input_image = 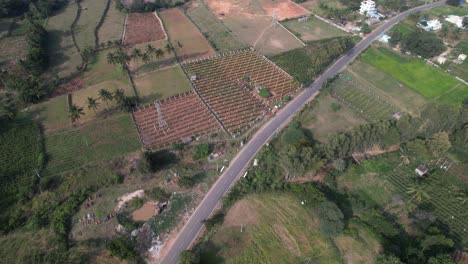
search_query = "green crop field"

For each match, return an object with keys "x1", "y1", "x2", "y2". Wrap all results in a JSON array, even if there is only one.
[
  {"x1": 29, "y1": 95, "x2": 70, "y2": 131},
  {"x1": 346, "y1": 60, "x2": 428, "y2": 115},
  {"x1": 97, "y1": 0, "x2": 125, "y2": 44},
  {"x1": 74, "y1": 0, "x2": 109, "y2": 50},
  {"x1": 329, "y1": 73, "x2": 400, "y2": 121},
  {"x1": 282, "y1": 16, "x2": 348, "y2": 42},
  {"x1": 46, "y1": 1, "x2": 81, "y2": 77},
  {"x1": 134, "y1": 65, "x2": 192, "y2": 104},
  {"x1": 43, "y1": 114, "x2": 140, "y2": 176},
  {"x1": 361, "y1": 48, "x2": 461, "y2": 104},
  {"x1": 200, "y1": 194, "x2": 341, "y2": 264},
  {"x1": 186, "y1": 2, "x2": 246, "y2": 52}
]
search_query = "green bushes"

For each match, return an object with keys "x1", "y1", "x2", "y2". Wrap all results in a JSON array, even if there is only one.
[
  {"x1": 145, "y1": 187, "x2": 171, "y2": 202},
  {"x1": 402, "y1": 30, "x2": 446, "y2": 58},
  {"x1": 317, "y1": 201, "x2": 344, "y2": 237},
  {"x1": 22, "y1": 19, "x2": 49, "y2": 73},
  {"x1": 258, "y1": 88, "x2": 271, "y2": 98},
  {"x1": 149, "y1": 194, "x2": 191, "y2": 236},
  {"x1": 106, "y1": 236, "x2": 137, "y2": 260},
  {"x1": 191, "y1": 143, "x2": 210, "y2": 160}
]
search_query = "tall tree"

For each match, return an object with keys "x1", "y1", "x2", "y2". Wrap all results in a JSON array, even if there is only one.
[
  {"x1": 68, "y1": 104, "x2": 84, "y2": 123},
  {"x1": 87, "y1": 97, "x2": 100, "y2": 116},
  {"x1": 99, "y1": 89, "x2": 113, "y2": 108},
  {"x1": 407, "y1": 186, "x2": 430, "y2": 204},
  {"x1": 155, "y1": 48, "x2": 164, "y2": 59}
]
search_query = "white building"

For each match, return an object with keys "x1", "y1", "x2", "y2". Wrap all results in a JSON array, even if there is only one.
[
  {"x1": 418, "y1": 19, "x2": 442, "y2": 31},
  {"x1": 445, "y1": 15, "x2": 465, "y2": 28},
  {"x1": 459, "y1": 54, "x2": 467, "y2": 61},
  {"x1": 437, "y1": 57, "x2": 447, "y2": 64},
  {"x1": 359, "y1": 0, "x2": 383, "y2": 19}
]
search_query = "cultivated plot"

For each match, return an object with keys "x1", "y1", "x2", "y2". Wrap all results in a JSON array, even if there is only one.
[
  {"x1": 185, "y1": 1, "x2": 247, "y2": 52},
  {"x1": 123, "y1": 12, "x2": 166, "y2": 46},
  {"x1": 183, "y1": 49, "x2": 298, "y2": 133},
  {"x1": 159, "y1": 8, "x2": 216, "y2": 61},
  {"x1": 133, "y1": 91, "x2": 220, "y2": 149},
  {"x1": 282, "y1": 16, "x2": 348, "y2": 42}
]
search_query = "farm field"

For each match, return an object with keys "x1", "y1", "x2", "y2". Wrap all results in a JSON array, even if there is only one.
[
  {"x1": 183, "y1": 49, "x2": 298, "y2": 134},
  {"x1": 185, "y1": 2, "x2": 247, "y2": 52},
  {"x1": 72, "y1": 80, "x2": 135, "y2": 119},
  {"x1": 330, "y1": 73, "x2": 400, "y2": 122},
  {"x1": 133, "y1": 91, "x2": 220, "y2": 149},
  {"x1": 199, "y1": 194, "x2": 341, "y2": 263},
  {"x1": 97, "y1": 0, "x2": 126, "y2": 44},
  {"x1": 123, "y1": 12, "x2": 166, "y2": 47},
  {"x1": 159, "y1": 8, "x2": 216, "y2": 62},
  {"x1": 338, "y1": 153, "x2": 468, "y2": 242},
  {"x1": 29, "y1": 95, "x2": 70, "y2": 131},
  {"x1": 74, "y1": 0, "x2": 109, "y2": 50},
  {"x1": 282, "y1": 16, "x2": 348, "y2": 42},
  {"x1": 300, "y1": 0, "x2": 346, "y2": 17},
  {"x1": 361, "y1": 48, "x2": 462, "y2": 104},
  {"x1": 43, "y1": 114, "x2": 140, "y2": 176},
  {"x1": 134, "y1": 65, "x2": 192, "y2": 104},
  {"x1": 297, "y1": 94, "x2": 366, "y2": 143},
  {"x1": 346, "y1": 60, "x2": 428, "y2": 115},
  {"x1": 83, "y1": 49, "x2": 130, "y2": 87},
  {"x1": 46, "y1": 1, "x2": 81, "y2": 77},
  {"x1": 0, "y1": 35, "x2": 26, "y2": 63}
]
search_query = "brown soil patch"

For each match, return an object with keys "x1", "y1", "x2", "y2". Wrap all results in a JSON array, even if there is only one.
[
  {"x1": 52, "y1": 77, "x2": 84, "y2": 97},
  {"x1": 224, "y1": 199, "x2": 259, "y2": 226},
  {"x1": 259, "y1": 0, "x2": 311, "y2": 21},
  {"x1": 273, "y1": 224, "x2": 300, "y2": 256},
  {"x1": 132, "y1": 202, "x2": 157, "y2": 222},
  {"x1": 123, "y1": 13, "x2": 166, "y2": 46}
]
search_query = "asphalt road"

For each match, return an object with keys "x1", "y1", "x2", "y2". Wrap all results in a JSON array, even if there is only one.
[{"x1": 160, "y1": 2, "x2": 445, "y2": 263}]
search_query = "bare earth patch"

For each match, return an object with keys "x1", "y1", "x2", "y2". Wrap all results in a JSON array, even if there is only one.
[
  {"x1": 115, "y1": 189, "x2": 144, "y2": 211},
  {"x1": 259, "y1": 0, "x2": 311, "y2": 21},
  {"x1": 224, "y1": 199, "x2": 259, "y2": 226},
  {"x1": 132, "y1": 202, "x2": 157, "y2": 222},
  {"x1": 123, "y1": 13, "x2": 166, "y2": 46}
]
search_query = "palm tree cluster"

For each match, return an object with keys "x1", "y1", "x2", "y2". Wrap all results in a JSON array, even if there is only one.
[
  {"x1": 68, "y1": 88, "x2": 134, "y2": 124},
  {"x1": 106, "y1": 44, "x2": 169, "y2": 69}
]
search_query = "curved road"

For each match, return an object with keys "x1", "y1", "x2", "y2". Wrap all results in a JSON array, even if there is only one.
[{"x1": 161, "y1": 1, "x2": 445, "y2": 263}]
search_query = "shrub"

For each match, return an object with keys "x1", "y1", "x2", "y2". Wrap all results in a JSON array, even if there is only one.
[
  {"x1": 145, "y1": 187, "x2": 171, "y2": 202},
  {"x1": 127, "y1": 198, "x2": 144, "y2": 211},
  {"x1": 179, "y1": 250, "x2": 200, "y2": 264},
  {"x1": 317, "y1": 201, "x2": 344, "y2": 237},
  {"x1": 106, "y1": 236, "x2": 137, "y2": 260},
  {"x1": 191, "y1": 143, "x2": 210, "y2": 160},
  {"x1": 258, "y1": 88, "x2": 272, "y2": 98},
  {"x1": 330, "y1": 102, "x2": 342, "y2": 112},
  {"x1": 203, "y1": 212, "x2": 225, "y2": 230}
]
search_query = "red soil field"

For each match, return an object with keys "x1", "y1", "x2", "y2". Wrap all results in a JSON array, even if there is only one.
[
  {"x1": 123, "y1": 13, "x2": 166, "y2": 46},
  {"x1": 259, "y1": 0, "x2": 311, "y2": 21},
  {"x1": 133, "y1": 91, "x2": 220, "y2": 149}
]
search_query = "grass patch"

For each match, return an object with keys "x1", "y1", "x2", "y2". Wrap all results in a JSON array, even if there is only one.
[
  {"x1": 97, "y1": 0, "x2": 126, "y2": 44},
  {"x1": 297, "y1": 94, "x2": 366, "y2": 143},
  {"x1": 282, "y1": 16, "x2": 348, "y2": 42},
  {"x1": 84, "y1": 48, "x2": 130, "y2": 87},
  {"x1": 361, "y1": 47, "x2": 459, "y2": 102},
  {"x1": 0, "y1": 35, "x2": 27, "y2": 63},
  {"x1": 134, "y1": 65, "x2": 192, "y2": 104},
  {"x1": 129, "y1": 39, "x2": 177, "y2": 75},
  {"x1": 201, "y1": 193, "x2": 341, "y2": 264},
  {"x1": 74, "y1": 0, "x2": 109, "y2": 50},
  {"x1": 29, "y1": 95, "x2": 70, "y2": 131},
  {"x1": 43, "y1": 114, "x2": 140, "y2": 176},
  {"x1": 149, "y1": 194, "x2": 192, "y2": 237}
]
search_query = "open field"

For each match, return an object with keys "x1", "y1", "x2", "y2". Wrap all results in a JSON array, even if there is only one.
[
  {"x1": 159, "y1": 8, "x2": 216, "y2": 62},
  {"x1": 123, "y1": 12, "x2": 166, "y2": 46},
  {"x1": 72, "y1": 80, "x2": 135, "y2": 119},
  {"x1": 183, "y1": 50, "x2": 298, "y2": 134},
  {"x1": 97, "y1": 0, "x2": 126, "y2": 44},
  {"x1": 361, "y1": 48, "x2": 462, "y2": 104},
  {"x1": 43, "y1": 114, "x2": 140, "y2": 176},
  {"x1": 200, "y1": 193, "x2": 340, "y2": 263},
  {"x1": 83, "y1": 49, "x2": 130, "y2": 87},
  {"x1": 330, "y1": 73, "x2": 400, "y2": 122},
  {"x1": 258, "y1": 0, "x2": 310, "y2": 21},
  {"x1": 282, "y1": 16, "x2": 348, "y2": 42},
  {"x1": 128, "y1": 39, "x2": 177, "y2": 75},
  {"x1": 297, "y1": 94, "x2": 366, "y2": 143},
  {"x1": 338, "y1": 153, "x2": 468, "y2": 242},
  {"x1": 134, "y1": 65, "x2": 192, "y2": 104},
  {"x1": 46, "y1": 1, "x2": 81, "y2": 77},
  {"x1": 74, "y1": 0, "x2": 109, "y2": 50},
  {"x1": 420, "y1": 5, "x2": 468, "y2": 17},
  {"x1": 346, "y1": 60, "x2": 428, "y2": 115},
  {"x1": 185, "y1": 2, "x2": 247, "y2": 52},
  {"x1": 0, "y1": 36, "x2": 26, "y2": 63},
  {"x1": 335, "y1": 221, "x2": 381, "y2": 264},
  {"x1": 300, "y1": 0, "x2": 346, "y2": 17},
  {"x1": 29, "y1": 95, "x2": 70, "y2": 131},
  {"x1": 133, "y1": 91, "x2": 220, "y2": 149}
]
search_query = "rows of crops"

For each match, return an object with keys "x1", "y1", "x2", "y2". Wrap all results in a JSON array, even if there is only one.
[
  {"x1": 185, "y1": 2, "x2": 246, "y2": 52},
  {"x1": 133, "y1": 91, "x2": 221, "y2": 149},
  {"x1": 0, "y1": 119, "x2": 42, "y2": 191},
  {"x1": 44, "y1": 114, "x2": 141, "y2": 176},
  {"x1": 384, "y1": 167, "x2": 468, "y2": 241},
  {"x1": 330, "y1": 73, "x2": 399, "y2": 122},
  {"x1": 183, "y1": 50, "x2": 298, "y2": 134}
]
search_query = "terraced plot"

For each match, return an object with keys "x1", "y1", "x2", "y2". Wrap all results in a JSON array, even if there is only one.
[
  {"x1": 133, "y1": 91, "x2": 220, "y2": 149},
  {"x1": 183, "y1": 49, "x2": 298, "y2": 134},
  {"x1": 330, "y1": 73, "x2": 399, "y2": 121}
]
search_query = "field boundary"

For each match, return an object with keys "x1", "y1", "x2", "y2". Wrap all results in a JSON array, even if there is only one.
[
  {"x1": 94, "y1": 0, "x2": 112, "y2": 48},
  {"x1": 154, "y1": 12, "x2": 168, "y2": 40},
  {"x1": 276, "y1": 21, "x2": 306, "y2": 46},
  {"x1": 121, "y1": 14, "x2": 128, "y2": 45}
]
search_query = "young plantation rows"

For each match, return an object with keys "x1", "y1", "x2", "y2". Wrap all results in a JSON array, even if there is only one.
[
  {"x1": 331, "y1": 74, "x2": 399, "y2": 122},
  {"x1": 384, "y1": 167, "x2": 468, "y2": 241},
  {"x1": 186, "y1": 2, "x2": 246, "y2": 52}
]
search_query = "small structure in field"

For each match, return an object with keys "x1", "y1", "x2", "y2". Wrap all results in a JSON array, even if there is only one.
[
  {"x1": 298, "y1": 16, "x2": 310, "y2": 23},
  {"x1": 418, "y1": 19, "x2": 442, "y2": 31},
  {"x1": 459, "y1": 54, "x2": 467, "y2": 61},
  {"x1": 379, "y1": 34, "x2": 391, "y2": 43},
  {"x1": 415, "y1": 165, "x2": 429, "y2": 177},
  {"x1": 190, "y1": 75, "x2": 198, "y2": 81},
  {"x1": 445, "y1": 15, "x2": 465, "y2": 28},
  {"x1": 392, "y1": 112, "x2": 403, "y2": 120},
  {"x1": 437, "y1": 56, "x2": 447, "y2": 65}
]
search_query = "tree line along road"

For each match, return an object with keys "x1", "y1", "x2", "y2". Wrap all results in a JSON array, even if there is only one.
[{"x1": 160, "y1": 1, "x2": 446, "y2": 263}]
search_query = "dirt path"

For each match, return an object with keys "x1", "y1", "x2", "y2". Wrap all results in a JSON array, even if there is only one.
[{"x1": 115, "y1": 189, "x2": 144, "y2": 211}]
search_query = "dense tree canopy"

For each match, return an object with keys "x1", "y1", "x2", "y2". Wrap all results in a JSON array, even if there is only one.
[{"x1": 402, "y1": 30, "x2": 446, "y2": 58}]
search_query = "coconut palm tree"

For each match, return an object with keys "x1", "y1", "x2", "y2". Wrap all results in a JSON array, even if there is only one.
[
  {"x1": 106, "y1": 52, "x2": 115, "y2": 65},
  {"x1": 113, "y1": 88, "x2": 125, "y2": 103},
  {"x1": 68, "y1": 104, "x2": 84, "y2": 124},
  {"x1": 131, "y1": 48, "x2": 143, "y2": 68},
  {"x1": 99, "y1": 89, "x2": 113, "y2": 108},
  {"x1": 155, "y1": 49, "x2": 164, "y2": 59},
  {"x1": 87, "y1": 97, "x2": 100, "y2": 116},
  {"x1": 165, "y1": 43, "x2": 173, "y2": 54},
  {"x1": 176, "y1": 41, "x2": 183, "y2": 49},
  {"x1": 142, "y1": 53, "x2": 150, "y2": 65},
  {"x1": 407, "y1": 186, "x2": 430, "y2": 204},
  {"x1": 146, "y1": 44, "x2": 156, "y2": 57}
]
